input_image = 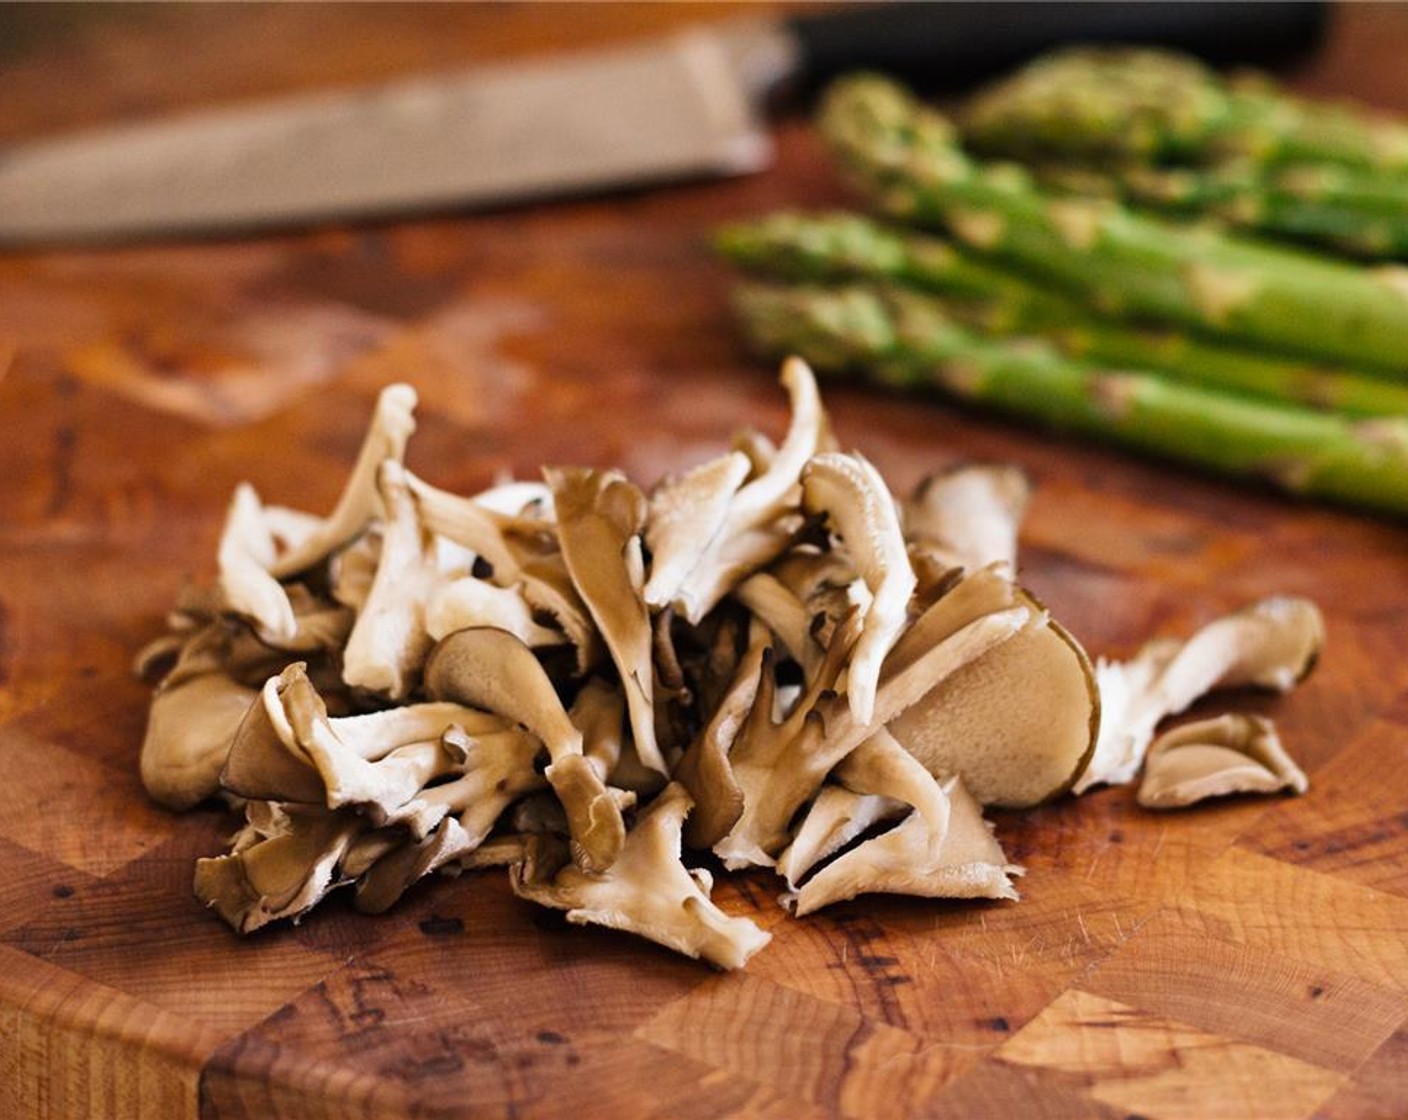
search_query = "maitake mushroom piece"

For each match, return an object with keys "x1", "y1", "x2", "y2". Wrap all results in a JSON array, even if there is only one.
[
  {"x1": 732, "y1": 572, "x2": 817, "y2": 668},
  {"x1": 736, "y1": 549, "x2": 859, "y2": 681},
  {"x1": 510, "y1": 783, "x2": 771, "y2": 970},
  {"x1": 424, "y1": 627, "x2": 626, "y2": 872},
  {"x1": 217, "y1": 483, "x2": 301, "y2": 645},
  {"x1": 903, "y1": 464, "x2": 1032, "y2": 582},
  {"x1": 340, "y1": 460, "x2": 442, "y2": 700},
  {"x1": 778, "y1": 728, "x2": 1020, "y2": 915},
  {"x1": 138, "y1": 589, "x2": 354, "y2": 811},
  {"x1": 710, "y1": 611, "x2": 862, "y2": 870},
  {"x1": 714, "y1": 578, "x2": 1036, "y2": 870},
  {"x1": 890, "y1": 579, "x2": 1100, "y2": 809},
  {"x1": 378, "y1": 725, "x2": 546, "y2": 841},
  {"x1": 773, "y1": 785, "x2": 905, "y2": 890},
  {"x1": 222, "y1": 663, "x2": 507, "y2": 821},
  {"x1": 547, "y1": 467, "x2": 665, "y2": 775},
  {"x1": 352, "y1": 814, "x2": 478, "y2": 915},
  {"x1": 646, "y1": 357, "x2": 831, "y2": 623},
  {"x1": 801, "y1": 452, "x2": 915, "y2": 725},
  {"x1": 404, "y1": 471, "x2": 545, "y2": 587},
  {"x1": 141, "y1": 673, "x2": 263, "y2": 813},
  {"x1": 672, "y1": 621, "x2": 766, "y2": 851},
  {"x1": 643, "y1": 450, "x2": 753, "y2": 611},
  {"x1": 268, "y1": 383, "x2": 418, "y2": 580},
  {"x1": 778, "y1": 728, "x2": 946, "y2": 887},
  {"x1": 194, "y1": 802, "x2": 364, "y2": 933},
  {"x1": 424, "y1": 576, "x2": 566, "y2": 649},
  {"x1": 786, "y1": 772, "x2": 1021, "y2": 917},
  {"x1": 209, "y1": 383, "x2": 417, "y2": 648},
  {"x1": 1137, "y1": 714, "x2": 1308, "y2": 810},
  {"x1": 1075, "y1": 596, "x2": 1324, "y2": 793}
]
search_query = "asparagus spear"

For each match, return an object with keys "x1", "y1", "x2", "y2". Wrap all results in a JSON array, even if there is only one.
[
  {"x1": 961, "y1": 47, "x2": 1408, "y2": 175},
  {"x1": 716, "y1": 211, "x2": 1068, "y2": 325},
  {"x1": 717, "y1": 212, "x2": 1408, "y2": 419},
  {"x1": 732, "y1": 282, "x2": 1408, "y2": 516},
  {"x1": 1034, "y1": 163, "x2": 1408, "y2": 260},
  {"x1": 820, "y1": 74, "x2": 1408, "y2": 375}
]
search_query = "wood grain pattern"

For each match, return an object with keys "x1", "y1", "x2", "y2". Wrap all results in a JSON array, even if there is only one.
[{"x1": 2, "y1": 4, "x2": 1408, "y2": 1118}]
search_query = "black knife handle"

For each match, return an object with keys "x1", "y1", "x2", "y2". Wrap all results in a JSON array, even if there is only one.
[{"x1": 786, "y1": 1, "x2": 1329, "y2": 92}]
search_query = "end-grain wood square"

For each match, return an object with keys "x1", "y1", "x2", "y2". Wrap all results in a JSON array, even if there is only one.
[{"x1": 997, "y1": 989, "x2": 1346, "y2": 1120}]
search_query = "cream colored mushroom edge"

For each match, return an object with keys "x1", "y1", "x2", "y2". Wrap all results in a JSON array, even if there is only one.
[{"x1": 136, "y1": 361, "x2": 1324, "y2": 969}]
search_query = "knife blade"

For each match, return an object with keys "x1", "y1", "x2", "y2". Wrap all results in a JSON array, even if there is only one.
[{"x1": 0, "y1": 2, "x2": 1326, "y2": 244}]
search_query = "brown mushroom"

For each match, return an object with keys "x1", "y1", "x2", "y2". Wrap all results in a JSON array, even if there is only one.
[
  {"x1": 510, "y1": 782, "x2": 771, "y2": 970},
  {"x1": 889, "y1": 579, "x2": 1100, "y2": 809},
  {"x1": 140, "y1": 673, "x2": 263, "y2": 812},
  {"x1": 658, "y1": 358, "x2": 830, "y2": 624},
  {"x1": 732, "y1": 572, "x2": 815, "y2": 668},
  {"x1": 194, "y1": 801, "x2": 364, "y2": 933},
  {"x1": 268, "y1": 383, "x2": 418, "y2": 579},
  {"x1": 352, "y1": 816, "x2": 474, "y2": 914},
  {"x1": 404, "y1": 469, "x2": 551, "y2": 586},
  {"x1": 1075, "y1": 596, "x2": 1325, "y2": 793},
  {"x1": 570, "y1": 676, "x2": 660, "y2": 795},
  {"x1": 517, "y1": 553, "x2": 603, "y2": 674},
  {"x1": 342, "y1": 458, "x2": 466, "y2": 700},
  {"x1": 424, "y1": 627, "x2": 625, "y2": 871},
  {"x1": 216, "y1": 483, "x2": 298, "y2": 644},
  {"x1": 673, "y1": 620, "x2": 768, "y2": 850},
  {"x1": 786, "y1": 773, "x2": 1020, "y2": 917},
  {"x1": 903, "y1": 463, "x2": 1031, "y2": 579},
  {"x1": 139, "y1": 594, "x2": 354, "y2": 810},
  {"x1": 425, "y1": 575, "x2": 566, "y2": 649},
  {"x1": 642, "y1": 450, "x2": 753, "y2": 609},
  {"x1": 774, "y1": 785, "x2": 905, "y2": 890},
  {"x1": 801, "y1": 451, "x2": 915, "y2": 725},
  {"x1": 777, "y1": 727, "x2": 939, "y2": 890},
  {"x1": 713, "y1": 590, "x2": 1031, "y2": 869},
  {"x1": 547, "y1": 466, "x2": 664, "y2": 774},
  {"x1": 1137, "y1": 714, "x2": 1308, "y2": 810},
  {"x1": 374, "y1": 724, "x2": 546, "y2": 840},
  {"x1": 221, "y1": 662, "x2": 503, "y2": 820}
]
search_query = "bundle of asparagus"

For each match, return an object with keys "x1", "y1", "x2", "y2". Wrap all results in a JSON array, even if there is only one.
[
  {"x1": 961, "y1": 48, "x2": 1408, "y2": 259},
  {"x1": 819, "y1": 75, "x2": 1408, "y2": 373},
  {"x1": 717, "y1": 212, "x2": 1408, "y2": 420},
  {"x1": 731, "y1": 283, "x2": 1408, "y2": 516},
  {"x1": 716, "y1": 75, "x2": 1408, "y2": 515}
]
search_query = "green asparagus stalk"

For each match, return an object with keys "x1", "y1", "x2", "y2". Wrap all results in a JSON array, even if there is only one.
[
  {"x1": 732, "y1": 282, "x2": 1408, "y2": 516},
  {"x1": 1033, "y1": 163, "x2": 1408, "y2": 260},
  {"x1": 960, "y1": 47, "x2": 1408, "y2": 175},
  {"x1": 716, "y1": 210, "x2": 1069, "y2": 325},
  {"x1": 716, "y1": 212, "x2": 1408, "y2": 418},
  {"x1": 820, "y1": 74, "x2": 1408, "y2": 376}
]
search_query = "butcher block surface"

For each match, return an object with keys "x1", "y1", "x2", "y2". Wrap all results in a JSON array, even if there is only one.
[{"x1": 4, "y1": 6, "x2": 1408, "y2": 1118}]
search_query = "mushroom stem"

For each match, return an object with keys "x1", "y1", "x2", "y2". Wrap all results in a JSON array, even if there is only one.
[
  {"x1": 511, "y1": 783, "x2": 772, "y2": 970},
  {"x1": 269, "y1": 383, "x2": 418, "y2": 579}
]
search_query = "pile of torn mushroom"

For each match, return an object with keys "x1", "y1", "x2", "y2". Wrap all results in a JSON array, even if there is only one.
[{"x1": 136, "y1": 361, "x2": 1322, "y2": 970}]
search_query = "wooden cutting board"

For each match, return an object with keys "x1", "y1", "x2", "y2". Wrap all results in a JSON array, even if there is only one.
[{"x1": 3, "y1": 6, "x2": 1408, "y2": 1118}]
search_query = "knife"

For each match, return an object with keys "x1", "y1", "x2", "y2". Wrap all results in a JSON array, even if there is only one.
[{"x1": 0, "y1": 2, "x2": 1325, "y2": 244}]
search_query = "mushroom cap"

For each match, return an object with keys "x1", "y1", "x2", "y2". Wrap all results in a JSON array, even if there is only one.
[
  {"x1": 1076, "y1": 596, "x2": 1324, "y2": 794},
  {"x1": 789, "y1": 775, "x2": 1019, "y2": 917},
  {"x1": 547, "y1": 466, "x2": 664, "y2": 774},
  {"x1": 890, "y1": 595, "x2": 1099, "y2": 809},
  {"x1": 140, "y1": 672, "x2": 261, "y2": 811},
  {"x1": 1138, "y1": 713, "x2": 1308, "y2": 809},
  {"x1": 424, "y1": 627, "x2": 583, "y2": 761},
  {"x1": 904, "y1": 462, "x2": 1031, "y2": 577}
]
